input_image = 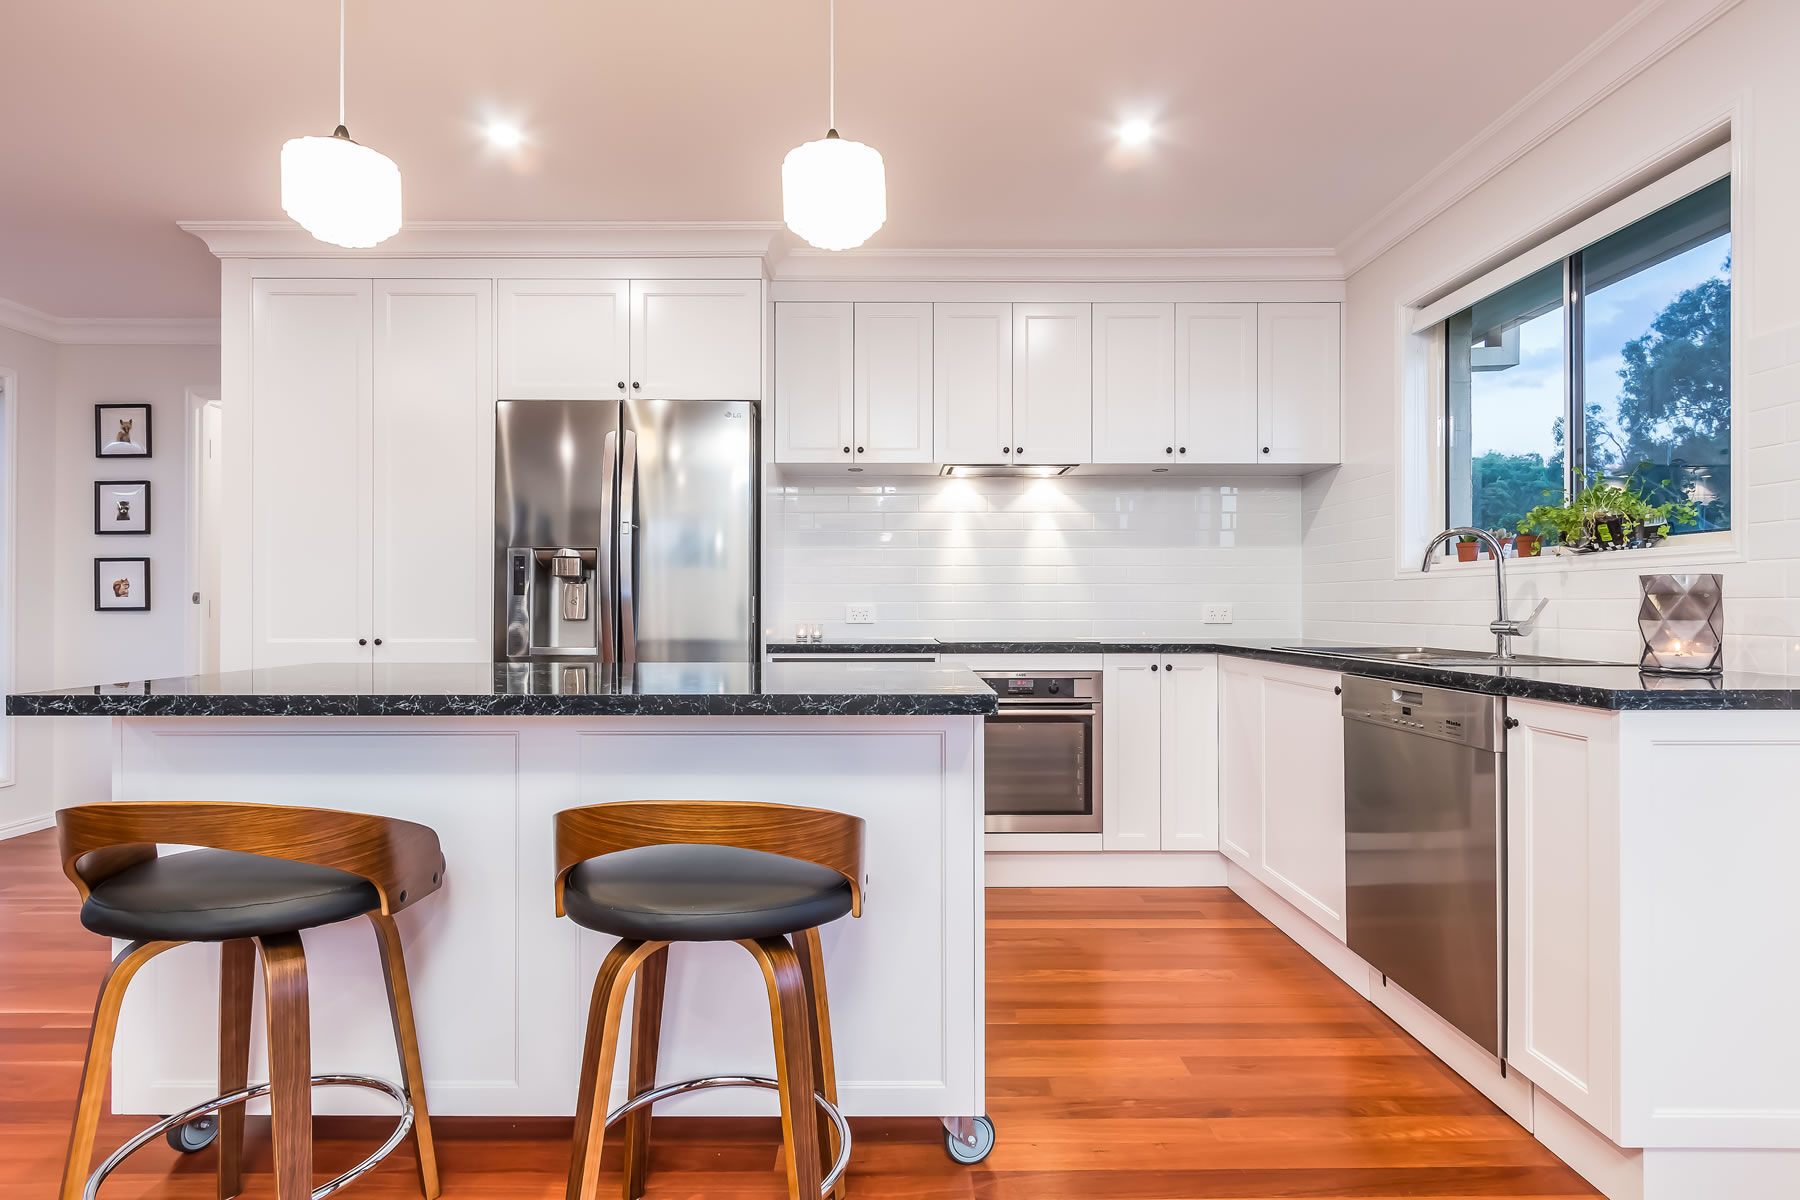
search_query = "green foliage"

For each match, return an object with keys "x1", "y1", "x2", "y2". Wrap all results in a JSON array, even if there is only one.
[
  {"x1": 1516, "y1": 469, "x2": 1698, "y2": 544},
  {"x1": 1468, "y1": 452, "x2": 1562, "y2": 534}
]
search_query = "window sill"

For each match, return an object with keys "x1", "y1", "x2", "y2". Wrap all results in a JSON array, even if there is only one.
[{"x1": 1395, "y1": 532, "x2": 1741, "y2": 580}]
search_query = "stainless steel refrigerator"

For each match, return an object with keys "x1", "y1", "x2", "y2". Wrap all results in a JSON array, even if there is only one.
[{"x1": 495, "y1": 399, "x2": 757, "y2": 663}]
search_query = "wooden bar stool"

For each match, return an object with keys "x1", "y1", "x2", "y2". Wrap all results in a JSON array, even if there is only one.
[
  {"x1": 55, "y1": 801, "x2": 446, "y2": 1200},
  {"x1": 553, "y1": 800, "x2": 865, "y2": 1200}
]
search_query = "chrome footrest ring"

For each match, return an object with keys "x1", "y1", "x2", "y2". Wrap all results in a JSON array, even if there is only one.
[
  {"x1": 85, "y1": 1073, "x2": 414, "y2": 1200},
  {"x1": 604, "y1": 1074, "x2": 851, "y2": 1195}
]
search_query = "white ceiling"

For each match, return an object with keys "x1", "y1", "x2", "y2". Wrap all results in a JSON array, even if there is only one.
[{"x1": 2, "y1": 0, "x2": 1642, "y2": 319}]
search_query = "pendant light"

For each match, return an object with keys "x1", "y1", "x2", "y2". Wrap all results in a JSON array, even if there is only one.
[
  {"x1": 782, "y1": 0, "x2": 886, "y2": 251},
  {"x1": 280, "y1": 0, "x2": 402, "y2": 248}
]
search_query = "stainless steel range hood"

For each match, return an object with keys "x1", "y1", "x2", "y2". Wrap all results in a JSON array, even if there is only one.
[{"x1": 940, "y1": 463, "x2": 1075, "y2": 479}]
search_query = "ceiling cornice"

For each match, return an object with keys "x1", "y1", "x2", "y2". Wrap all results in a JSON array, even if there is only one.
[
  {"x1": 0, "y1": 297, "x2": 219, "y2": 346},
  {"x1": 772, "y1": 247, "x2": 1345, "y2": 283},
  {"x1": 179, "y1": 220, "x2": 788, "y2": 260},
  {"x1": 1337, "y1": 0, "x2": 1746, "y2": 276}
]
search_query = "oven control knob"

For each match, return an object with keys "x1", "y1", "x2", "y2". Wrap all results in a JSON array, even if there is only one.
[{"x1": 1047, "y1": 681, "x2": 1061, "y2": 695}]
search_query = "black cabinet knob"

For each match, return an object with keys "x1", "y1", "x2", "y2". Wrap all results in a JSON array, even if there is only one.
[
  {"x1": 1505, "y1": 716, "x2": 1520, "y2": 729},
  {"x1": 1015, "y1": 446, "x2": 1023, "y2": 454},
  {"x1": 1165, "y1": 446, "x2": 1174, "y2": 455},
  {"x1": 1002, "y1": 446, "x2": 1011, "y2": 454},
  {"x1": 631, "y1": 381, "x2": 641, "y2": 390},
  {"x1": 1179, "y1": 446, "x2": 1187, "y2": 454},
  {"x1": 856, "y1": 446, "x2": 865, "y2": 453},
  {"x1": 1151, "y1": 663, "x2": 1159, "y2": 672},
  {"x1": 842, "y1": 446, "x2": 851, "y2": 454},
  {"x1": 358, "y1": 638, "x2": 367, "y2": 646},
  {"x1": 616, "y1": 381, "x2": 625, "y2": 390},
  {"x1": 374, "y1": 638, "x2": 383, "y2": 646},
  {"x1": 1333, "y1": 685, "x2": 1342, "y2": 695},
  {"x1": 1261, "y1": 446, "x2": 1271, "y2": 454}
]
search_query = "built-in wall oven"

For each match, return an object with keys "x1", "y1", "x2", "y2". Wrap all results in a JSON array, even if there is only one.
[{"x1": 980, "y1": 671, "x2": 1103, "y2": 834}]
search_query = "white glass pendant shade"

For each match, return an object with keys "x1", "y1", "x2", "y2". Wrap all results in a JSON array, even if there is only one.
[
  {"x1": 782, "y1": 130, "x2": 886, "y2": 251},
  {"x1": 280, "y1": 127, "x2": 402, "y2": 249}
]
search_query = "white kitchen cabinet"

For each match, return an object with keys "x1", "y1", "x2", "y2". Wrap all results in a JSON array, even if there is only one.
[
  {"x1": 496, "y1": 279, "x2": 629, "y2": 398},
  {"x1": 371, "y1": 280, "x2": 495, "y2": 662},
  {"x1": 1175, "y1": 303, "x2": 1259, "y2": 463},
  {"x1": 854, "y1": 303, "x2": 933, "y2": 464},
  {"x1": 628, "y1": 279, "x2": 762, "y2": 400},
  {"x1": 1257, "y1": 302, "x2": 1341, "y2": 464},
  {"x1": 1217, "y1": 656, "x2": 1346, "y2": 938},
  {"x1": 1102, "y1": 654, "x2": 1219, "y2": 852},
  {"x1": 1091, "y1": 303, "x2": 1175, "y2": 464},
  {"x1": 251, "y1": 278, "x2": 495, "y2": 669},
  {"x1": 933, "y1": 303, "x2": 1013, "y2": 464},
  {"x1": 1506, "y1": 699, "x2": 1621, "y2": 1139},
  {"x1": 774, "y1": 302, "x2": 854, "y2": 464},
  {"x1": 251, "y1": 279, "x2": 372, "y2": 668},
  {"x1": 1012, "y1": 303, "x2": 1092, "y2": 465}
]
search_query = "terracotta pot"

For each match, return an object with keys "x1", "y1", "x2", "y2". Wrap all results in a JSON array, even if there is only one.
[
  {"x1": 1516, "y1": 533, "x2": 1542, "y2": 557},
  {"x1": 1456, "y1": 541, "x2": 1479, "y2": 562}
]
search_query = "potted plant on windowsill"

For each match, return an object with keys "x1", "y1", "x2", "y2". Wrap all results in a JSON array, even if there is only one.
[
  {"x1": 1516, "y1": 470, "x2": 1699, "y2": 555},
  {"x1": 1456, "y1": 534, "x2": 1479, "y2": 562}
]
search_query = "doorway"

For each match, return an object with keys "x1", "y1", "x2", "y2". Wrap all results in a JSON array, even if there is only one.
[{"x1": 186, "y1": 388, "x2": 222, "y2": 674}]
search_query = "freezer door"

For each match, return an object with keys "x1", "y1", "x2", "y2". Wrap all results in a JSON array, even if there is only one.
[{"x1": 621, "y1": 399, "x2": 757, "y2": 662}]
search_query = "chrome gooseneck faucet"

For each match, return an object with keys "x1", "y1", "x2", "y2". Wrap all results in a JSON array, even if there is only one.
[{"x1": 1420, "y1": 527, "x2": 1549, "y2": 660}]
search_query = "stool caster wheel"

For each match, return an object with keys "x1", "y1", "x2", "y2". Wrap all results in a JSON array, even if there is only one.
[
  {"x1": 943, "y1": 1115, "x2": 995, "y2": 1164},
  {"x1": 165, "y1": 1115, "x2": 218, "y2": 1154}
]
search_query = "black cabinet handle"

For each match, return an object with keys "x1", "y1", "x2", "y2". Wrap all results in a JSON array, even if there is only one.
[
  {"x1": 1015, "y1": 446, "x2": 1023, "y2": 454},
  {"x1": 842, "y1": 446, "x2": 851, "y2": 454},
  {"x1": 631, "y1": 381, "x2": 641, "y2": 390},
  {"x1": 1261, "y1": 446, "x2": 1271, "y2": 454},
  {"x1": 1151, "y1": 663, "x2": 1159, "y2": 672},
  {"x1": 1505, "y1": 716, "x2": 1520, "y2": 729},
  {"x1": 856, "y1": 446, "x2": 865, "y2": 454},
  {"x1": 358, "y1": 638, "x2": 368, "y2": 647},
  {"x1": 373, "y1": 638, "x2": 383, "y2": 646},
  {"x1": 1333, "y1": 685, "x2": 1342, "y2": 695},
  {"x1": 616, "y1": 381, "x2": 625, "y2": 390},
  {"x1": 1165, "y1": 446, "x2": 1173, "y2": 455},
  {"x1": 1178, "y1": 446, "x2": 1187, "y2": 454},
  {"x1": 1002, "y1": 446, "x2": 1011, "y2": 454}
]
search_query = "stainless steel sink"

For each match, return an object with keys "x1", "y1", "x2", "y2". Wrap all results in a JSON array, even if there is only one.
[{"x1": 1274, "y1": 644, "x2": 1628, "y2": 668}]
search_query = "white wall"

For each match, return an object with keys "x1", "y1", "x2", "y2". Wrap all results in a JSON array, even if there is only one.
[
  {"x1": 767, "y1": 472, "x2": 1302, "y2": 642},
  {"x1": 1305, "y1": 0, "x2": 1800, "y2": 671}
]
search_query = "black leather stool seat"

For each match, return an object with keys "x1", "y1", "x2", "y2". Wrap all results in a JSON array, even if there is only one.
[
  {"x1": 563, "y1": 844, "x2": 853, "y2": 942},
  {"x1": 80, "y1": 848, "x2": 381, "y2": 942}
]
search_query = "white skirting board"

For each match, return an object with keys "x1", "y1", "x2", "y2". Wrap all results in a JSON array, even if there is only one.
[
  {"x1": 0, "y1": 812, "x2": 54, "y2": 840},
  {"x1": 985, "y1": 850, "x2": 1227, "y2": 887}
]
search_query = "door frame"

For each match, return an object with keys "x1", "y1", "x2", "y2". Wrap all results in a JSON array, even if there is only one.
[{"x1": 184, "y1": 385, "x2": 222, "y2": 673}]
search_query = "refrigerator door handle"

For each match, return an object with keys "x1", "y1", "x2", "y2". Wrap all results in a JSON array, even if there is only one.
[
  {"x1": 598, "y1": 429, "x2": 618, "y2": 662},
  {"x1": 619, "y1": 427, "x2": 639, "y2": 665}
]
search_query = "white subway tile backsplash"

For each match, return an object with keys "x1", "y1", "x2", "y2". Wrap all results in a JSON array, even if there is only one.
[{"x1": 768, "y1": 473, "x2": 1303, "y2": 641}]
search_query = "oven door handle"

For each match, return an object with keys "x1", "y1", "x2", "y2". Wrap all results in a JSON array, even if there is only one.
[{"x1": 992, "y1": 708, "x2": 1099, "y2": 718}]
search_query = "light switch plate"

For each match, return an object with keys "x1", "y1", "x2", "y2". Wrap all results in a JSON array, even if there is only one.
[
  {"x1": 845, "y1": 604, "x2": 876, "y2": 625},
  {"x1": 1202, "y1": 604, "x2": 1234, "y2": 624}
]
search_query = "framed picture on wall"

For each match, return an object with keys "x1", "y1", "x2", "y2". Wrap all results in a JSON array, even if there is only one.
[
  {"x1": 94, "y1": 480, "x2": 151, "y2": 534},
  {"x1": 95, "y1": 403, "x2": 151, "y2": 457},
  {"x1": 94, "y1": 557, "x2": 150, "y2": 611}
]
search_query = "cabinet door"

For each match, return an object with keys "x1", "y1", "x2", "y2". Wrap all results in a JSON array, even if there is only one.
[
  {"x1": 854, "y1": 303, "x2": 933, "y2": 464},
  {"x1": 1257, "y1": 303, "x2": 1341, "y2": 464},
  {"x1": 629, "y1": 279, "x2": 761, "y2": 400},
  {"x1": 933, "y1": 303, "x2": 1012, "y2": 464},
  {"x1": 1259, "y1": 663, "x2": 1347, "y2": 939},
  {"x1": 251, "y1": 280, "x2": 372, "y2": 668},
  {"x1": 1218, "y1": 658, "x2": 1264, "y2": 868},
  {"x1": 1506, "y1": 699, "x2": 1621, "y2": 1139},
  {"x1": 1012, "y1": 303, "x2": 1092, "y2": 465},
  {"x1": 1159, "y1": 655, "x2": 1219, "y2": 851},
  {"x1": 496, "y1": 279, "x2": 629, "y2": 399},
  {"x1": 371, "y1": 280, "x2": 495, "y2": 663},
  {"x1": 1175, "y1": 303, "x2": 1258, "y2": 463},
  {"x1": 1102, "y1": 656, "x2": 1162, "y2": 850},
  {"x1": 1091, "y1": 303, "x2": 1175, "y2": 464},
  {"x1": 774, "y1": 302, "x2": 854, "y2": 464}
]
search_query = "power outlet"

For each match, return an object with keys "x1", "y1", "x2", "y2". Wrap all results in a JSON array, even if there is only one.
[
  {"x1": 845, "y1": 604, "x2": 877, "y2": 625},
  {"x1": 1202, "y1": 604, "x2": 1234, "y2": 625}
]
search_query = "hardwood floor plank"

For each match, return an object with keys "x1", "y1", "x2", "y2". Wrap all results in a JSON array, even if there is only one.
[{"x1": 0, "y1": 832, "x2": 1596, "y2": 1198}]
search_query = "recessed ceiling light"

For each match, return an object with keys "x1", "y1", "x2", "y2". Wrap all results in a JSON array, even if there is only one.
[
  {"x1": 485, "y1": 120, "x2": 524, "y2": 150},
  {"x1": 1118, "y1": 118, "x2": 1153, "y2": 147}
]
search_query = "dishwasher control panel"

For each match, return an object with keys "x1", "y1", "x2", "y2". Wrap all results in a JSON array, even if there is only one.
[{"x1": 1339, "y1": 675, "x2": 1500, "y2": 751}]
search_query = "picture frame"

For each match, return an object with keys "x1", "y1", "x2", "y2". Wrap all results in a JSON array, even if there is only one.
[
  {"x1": 95, "y1": 403, "x2": 151, "y2": 458},
  {"x1": 94, "y1": 480, "x2": 151, "y2": 535},
  {"x1": 94, "y1": 557, "x2": 150, "y2": 611}
]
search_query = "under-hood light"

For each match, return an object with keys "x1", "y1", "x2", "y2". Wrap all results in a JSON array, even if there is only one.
[{"x1": 940, "y1": 464, "x2": 1074, "y2": 479}]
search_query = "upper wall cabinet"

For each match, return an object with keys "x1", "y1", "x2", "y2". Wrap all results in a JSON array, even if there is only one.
[
  {"x1": 1012, "y1": 303, "x2": 1093, "y2": 465},
  {"x1": 933, "y1": 303, "x2": 1012, "y2": 465},
  {"x1": 1092, "y1": 303, "x2": 1176, "y2": 464},
  {"x1": 1258, "y1": 302, "x2": 1341, "y2": 464},
  {"x1": 497, "y1": 278, "x2": 761, "y2": 401},
  {"x1": 1175, "y1": 303, "x2": 1259, "y2": 463},
  {"x1": 774, "y1": 302, "x2": 934, "y2": 468},
  {"x1": 496, "y1": 280, "x2": 629, "y2": 399}
]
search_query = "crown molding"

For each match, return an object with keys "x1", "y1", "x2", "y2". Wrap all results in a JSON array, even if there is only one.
[
  {"x1": 179, "y1": 219, "x2": 787, "y2": 260},
  {"x1": 0, "y1": 297, "x2": 219, "y2": 346},
  {"x1": 772, "y1": 246, "x2": 1345, "y2": 283},
  {"x1": 1337, "y1": 0, "x2": 1746, "y2": 276}
]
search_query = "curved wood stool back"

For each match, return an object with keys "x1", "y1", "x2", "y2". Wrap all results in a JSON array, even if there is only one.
[
  {"x1": 554, "y1": 800, "x2": 866, "y2": 1200},
  {"x1": 56, "y1": 801, "x2": 447, "y2": 1200}
]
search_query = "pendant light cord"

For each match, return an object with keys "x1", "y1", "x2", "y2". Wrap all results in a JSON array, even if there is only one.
[
  {"x1": 828, "y1": 0, "x2": 835, "y2": 131},
  {"x1": 337, "y1": 0, "x2": 347, "y2": 128}
]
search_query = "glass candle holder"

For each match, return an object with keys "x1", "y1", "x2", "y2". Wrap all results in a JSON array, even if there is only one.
[{"x1": 1637, "y1": 573, "x2": 1724, "y2": 675}]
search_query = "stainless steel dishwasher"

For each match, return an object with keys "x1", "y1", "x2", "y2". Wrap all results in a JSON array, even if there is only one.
[{"x1": 1341, "y1": 675, "x2": 1505, "y2": 1057}]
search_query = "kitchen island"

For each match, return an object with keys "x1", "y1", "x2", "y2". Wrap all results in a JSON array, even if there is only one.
[{"x1": 9, "y1": 661, "x2": 995, "y2": 1129}]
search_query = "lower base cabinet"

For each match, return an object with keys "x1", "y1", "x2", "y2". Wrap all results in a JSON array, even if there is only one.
[
  {"x1": 1218, "y1": 656, "x2": 1347, "y2": 939},
  {"x1": 1101, "y1": 654, "x2": 1219, "y2": 851}
]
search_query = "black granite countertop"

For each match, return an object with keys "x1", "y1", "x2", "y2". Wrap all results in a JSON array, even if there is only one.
[
  {"x1": 6, "y1": 660, "x2": 999, "y2": 718},
  {"x1": 765, "y1": 640, "x2": 1796, "y2": 711}
]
